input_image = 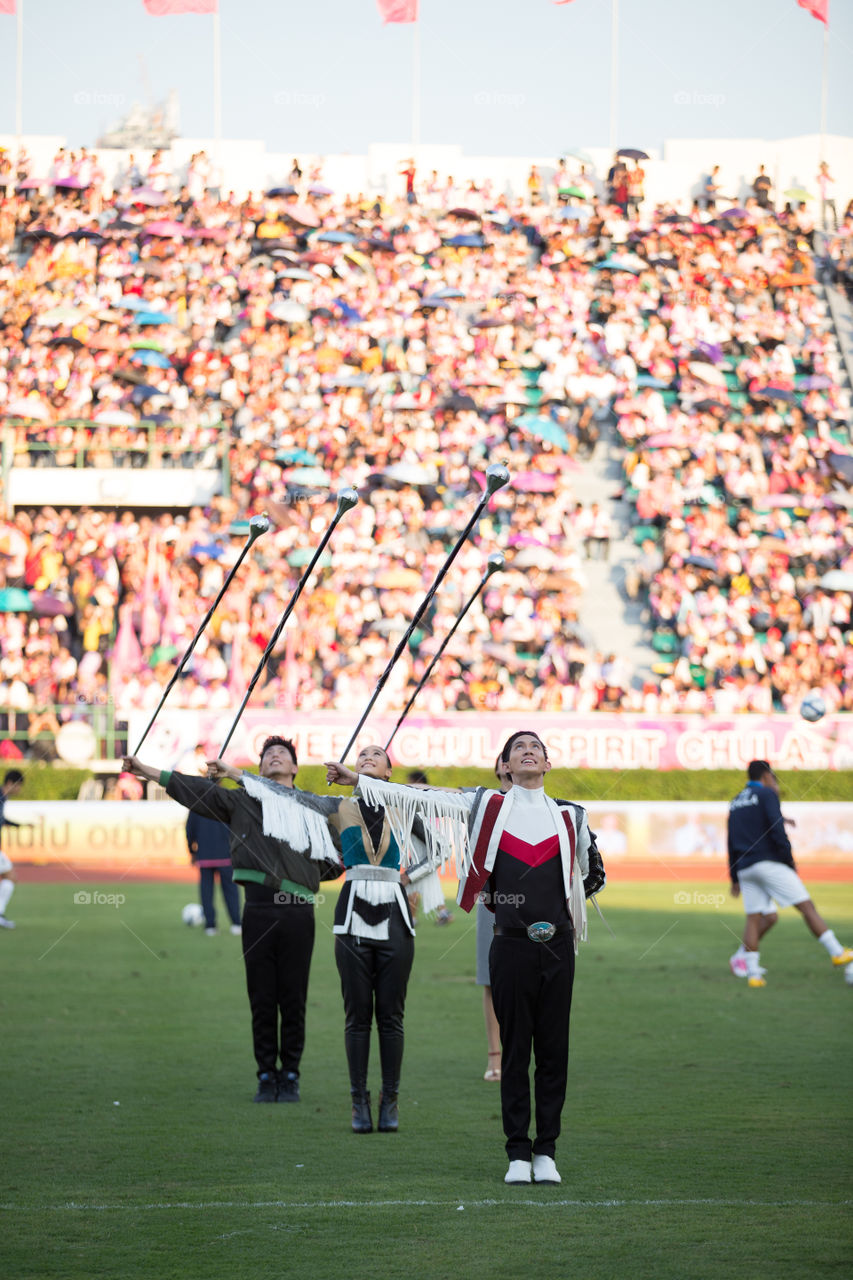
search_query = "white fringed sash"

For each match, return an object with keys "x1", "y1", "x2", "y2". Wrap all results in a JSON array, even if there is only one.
[
  {"x1": 241, "y1": 773, "x2": 338, "y2": 864},
  {"x1": 355, "y1": 775, "x2": 470, "y2": 875}
]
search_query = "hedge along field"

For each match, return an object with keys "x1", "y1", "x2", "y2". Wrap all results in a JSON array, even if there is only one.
[{"x1": 10, "y1": 764, "x2": 850, "y2": 803}]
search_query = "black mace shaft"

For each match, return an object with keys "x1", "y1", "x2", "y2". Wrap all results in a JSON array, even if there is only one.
[
  {"x1": 218, "y1": 487, "x2": 359, "y2": 759},
  {"x1": 384, "y1": 552, "x2": 505, "y2": 753},
  {"x1": 131, "y1": 513, "x2": 270, "y2": 756},
  {"x1": 338, "y1": 464, "x2": 510, "y2": 763}
]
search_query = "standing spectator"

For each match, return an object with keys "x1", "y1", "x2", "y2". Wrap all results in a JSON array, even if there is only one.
[
  {"x1": 817, "y1": 161, "x2": 837, "y2": 230},
  {"x1": 752, "y1": 164, "x2": 773, "y2": 209},
  {"x1": 627, "y1": 161, "x2": 645, "y2": 216},
  {"x1": 584, "y1": 502, "x2": 612, "y2": 561},
  {"x1": 0, "y1": 769, "x2": 25, "y2": 928},
  {"x1": 702, "y1": 164, "x2": 721, "y2": 210},
  {"x1": 727, "y1": 761, "x2": 853, "y2": 987},
  {"x1": 187, "y1": 809, "x2": 242, "y2": 937},
  {"x1": 400, "y1": 158, "x2": 417, "y2": 206}
]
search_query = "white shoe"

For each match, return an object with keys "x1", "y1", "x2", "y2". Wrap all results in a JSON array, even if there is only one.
[
  {"x1": 0, "y1": 915, "x2": 15, "y2": 929},
  {"x1": 204, "y1": 927, "x2": 217, "y2": 936},
  {"x1": 729, "y1": 953, "x2": 748, "y2": 977},
  {"x1": 230, "y1": 924, "x2": 242, "y2": 936},
  {"x1": 505, "y1": 1159, "x2": 532, "y2": 1185},
  {"x1": 532, "y1": 1155, "x2": 561, "y2": 1185}
]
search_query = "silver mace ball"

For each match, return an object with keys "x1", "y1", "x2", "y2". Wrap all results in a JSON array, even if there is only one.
[
  {"x1": 248, "y1": 513, "x2": 271, "y2": 544},
  {"x1": 336, "y1": 487, "x2": 360, "y2": 513},
  {"x1": 485, "y1": 552, "x2": 506, "y2": 577},
  {"x1": 485, "y1": 463, "x2": 510, "y2": 495}
]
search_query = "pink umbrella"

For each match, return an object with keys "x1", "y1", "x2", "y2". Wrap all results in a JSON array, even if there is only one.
[
  {"x1": 16, "y1": 178, "x2": 47, "y2": 191},
  {"x1": 513, "y1": 471, "x2": 558, "y2": 493},
  {"x1": 283, "y1": 204, "x2": 321, "y2": 229},
  {"x1": 645, "y1": 432, "x2": 692, "y2": 448},
  {"x1": 5, "y1": 397, "x2": 51, "y2": 421},
  {"x1": 119, "y1": 187, "x2": 167, "y2": 209},
  {"x1": 143, "y1": 220, "x2": 187, "y2": 237}
]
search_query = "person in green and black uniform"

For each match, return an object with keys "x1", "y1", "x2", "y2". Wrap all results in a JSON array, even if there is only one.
[{"x1": 123, "y1": 737, "x2": 342, "y2": 1103}]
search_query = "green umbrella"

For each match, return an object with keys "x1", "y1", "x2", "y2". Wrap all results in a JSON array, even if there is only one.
[
  {"x1": 287, "y1": 547, "x2": 333, "y2": 568},
  {"x1": 783, "y1": 188, "x2": 813, "y2": 201},
  {"x1": 130, "y1": 338, "x2": 165, "y2": 352},
  {"x1": 0, "y1": 587, "x2": 32, "y2": 612},
  {"x1": 149, "y1": 644, "x2": 179, "y2": 666},
  {"x1": 558, "y1": 186, "x2": 587, "y2": 198}
]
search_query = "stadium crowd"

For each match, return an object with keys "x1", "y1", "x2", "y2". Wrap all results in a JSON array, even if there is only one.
[{"x1": 0, "y1": 148, "x2": 851, "y2": 756}]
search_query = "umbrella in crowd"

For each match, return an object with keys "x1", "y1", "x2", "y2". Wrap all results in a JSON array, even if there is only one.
[
  {"x1": 558, "y1": 186, "x2": 588, "y2": 199},
  {"x1": 283, "y1": 205, "x2": 321, "y2": 228},
  {"x1": 29, "y1": 591, "x2": 74, "y2": 618},
  {"x1": 143, "y1": 220, "x2": 188, "y2": 237},
  {"x1": 287, "y1": 547, "x2": 333, "y2": 568},
  {"x1": 687, "y1": 362, "x2": 727, "y2": 388},
  {"x1": 276, "y1": 267, "x2": 315, "y2": 281},
  {"x1": 265, "y1": 186, "x2": 298, "y2": 199},
  {"x1": 514, "y1": 413, "x2": 571, "y2": 452},
  {"x1": 685, "y1": 554, "x2": 718, "y2": 571},
  {"x1": 374, "y1": 567, "x2": 423, "y2": 590},
  {"x1": 315, "y1": 230, "x2": 358, "y2": 244},
  {"x1": 275, "y1": 448, "x2": 321, "y2": 466},
  {"x1": 444, "y1": 233, "x2": 487, "y2": 249},
  {"x1": 783, "y1": 188, "x2": 812, "y2": 201},
  {"x1": 269, "y1": 300, "x2": 309, "y2": 323},
  {"x1": 617, "y1": 148, "x2": 650, "y2": 161},
  {"x1": 381, "y1": 462, "x2": 438, "y2": 486},
  {"x1": 0, "y1": 588, "x2": 33, "y2": 612},
  {"x1": 447, "y1": 208, "x2": 481, "y2": 221},
  {"x1": 281, "y1": 466, "x2": 330, "y2": 487},
  {"x1": 513, "y1": 471, "x2": 558, "y2": 493},
  {"x1": 820, "y1": 570, "x2": 853, "y2": 592},
  {"x1": 130, "y1": 349, "x2": 172, "y2": 368},
  {"x1": 720, "y1": 208, "x2": 749, "y2": 219}
]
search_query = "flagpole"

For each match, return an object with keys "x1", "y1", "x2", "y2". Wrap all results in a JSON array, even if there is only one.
[
  {"x1": 411, "y1": 4, "x2": 421, "y2": 151},
  {"x1": 213, "y1": 6, "x2": 222, "y2": 178},
  {"x1": 609, "y1": 0, "x2": 618, "y2": 154},
  {"x1": 15, "y1": 0, "x2": 23, "y2": 147},
  {"x1": 819, "y1": 16, "x2": 828, "y2": 164}
]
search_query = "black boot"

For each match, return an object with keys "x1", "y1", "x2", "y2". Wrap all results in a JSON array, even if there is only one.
[
  {"x1": 378, "y1": 1088, "x2": 399, "y2": 1132},
  {"x1": 351, "y1": 1091, "x2": 373, "y2": 1134}
]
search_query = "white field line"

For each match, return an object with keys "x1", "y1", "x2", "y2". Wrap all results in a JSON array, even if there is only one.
[{"x1": 2, "y1": 1198, "x2": 849, "y2": 1212}]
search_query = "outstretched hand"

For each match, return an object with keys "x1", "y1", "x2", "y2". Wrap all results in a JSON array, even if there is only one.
[
  {"x1": 205, "y1": 758, "x2": 240, "y2": 783},
  {"x1": 326, "y1": 761, "x2": 358, "y2": 787}
]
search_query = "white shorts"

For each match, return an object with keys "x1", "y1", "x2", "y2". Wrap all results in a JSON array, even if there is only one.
[
  {"x1": 0, "y1": 851, "x2": 13, "y2": 874},
  {"x1": 738, "y1": 860, "x2": 810, "y2": 915}
]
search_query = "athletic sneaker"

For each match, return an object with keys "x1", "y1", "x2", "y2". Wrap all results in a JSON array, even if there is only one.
[
  {"x1": 532, "y1": 1155, "x2": 561, "y2": 1185},
  {"x1": 505, "y1": 1159, "x2": 532, "y2": 1185},
  {"x1": 831, "y1": 947, "x2": 853, "y2": 967},
  {"x1": 276, "y1": 1071, "x2": 300, "y2": 1103},
  {"x1": 229, "y1": 924, "x2": 242, "y2": 936},
  {"x1": 253, "y1": 1072, "x2": 278, "y2": 1103},
  {"x1": 0, "y1": 915, "x2": 15, "y2": 929},
  {"x1": 747, "y1": 976, "x2": 766, "y2": 988},
  {"x1": 204, "y1": 927, "x2": 217, "y2": 936},
  {"x1": 729, "y1": 953, "x2": 748, "y2": 977}
]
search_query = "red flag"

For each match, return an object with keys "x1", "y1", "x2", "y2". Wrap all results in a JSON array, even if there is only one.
[
  {"x1": 376, "y1": 0, "x2": 418, "y2": 22},
  {"x1": 0, "y1": 2, "x2": 16, "y2": 14},
  {"x1": 797, "y1": 0, "x2": 828, "y2": 21},
  {"x1": 143, "y1": 0, "x2": 217, "y2": 14}
]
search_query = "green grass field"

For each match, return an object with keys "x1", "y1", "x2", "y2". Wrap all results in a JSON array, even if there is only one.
[{"x1": 2, "y1": 880, "x2": 851, "y2": 1280}]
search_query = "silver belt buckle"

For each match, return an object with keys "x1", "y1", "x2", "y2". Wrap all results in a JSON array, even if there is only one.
[{"x1": 527, "y1": 921, "x2": 556, "y2": 943}]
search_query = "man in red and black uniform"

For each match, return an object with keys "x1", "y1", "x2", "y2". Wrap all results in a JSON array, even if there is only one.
[{"x1": 327, "y1": 730, "x2": 605, "y2": 1186}]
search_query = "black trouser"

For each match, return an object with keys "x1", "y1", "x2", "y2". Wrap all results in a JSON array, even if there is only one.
[
  {"x1": 334, "y1": 910, "x2": 414, "y2": 1096},
  {"x1": 199, "y1": 864, "x2": 241, "y2": 929},
  {"x1": 241, "y1": 903, "x2": 314, "y2": 1077},
  {"x1": 489, "y1": 932, "x2": 574, "y2": 1160}
]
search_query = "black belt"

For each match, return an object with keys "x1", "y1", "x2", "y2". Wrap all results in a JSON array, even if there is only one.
[{"x1": 494, "y1": 923, "x2": 571, "y2": 943}]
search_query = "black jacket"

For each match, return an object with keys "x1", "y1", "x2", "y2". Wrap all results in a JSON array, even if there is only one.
[{"x1": 165, "y1": 772, "x2": 341, "y2": 893}]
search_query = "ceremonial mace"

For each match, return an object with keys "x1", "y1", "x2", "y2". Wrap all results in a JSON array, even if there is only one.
[
  {"x1": 218, "y1": 487, "x2": 360, "y2": 758},
  {"x1": 131, "y1": 512, "x2": 270, "y2": 756},
  {"x1": 384, "y1": 552, "x2": 505, "y2": 752},
  {"x1": 338, "y1": 464, "x2": 510, "y2": 762}
]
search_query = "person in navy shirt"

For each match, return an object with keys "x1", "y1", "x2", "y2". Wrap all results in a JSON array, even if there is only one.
[{"x1": 728, "y1": 760, "x2": 853, "y2": 986}]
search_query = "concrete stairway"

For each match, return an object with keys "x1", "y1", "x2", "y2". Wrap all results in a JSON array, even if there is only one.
[{"x1": 572, "y1": 419, "x2": 656, "y2": 686}]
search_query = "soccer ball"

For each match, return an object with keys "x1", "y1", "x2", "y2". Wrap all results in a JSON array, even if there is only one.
[
  {"x1": 181, "y1": 903, "x2": 204, "y2": 927},
  {"x1": 799, "y1": 691, "x2": 827, "y2": 723}
]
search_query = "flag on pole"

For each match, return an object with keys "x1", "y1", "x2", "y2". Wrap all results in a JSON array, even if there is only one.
[
  {"x1": 797, "y1": 0, "x2": 828, "y2": 21},
  {"x1": 0, "y1": 2, "x2": 16, "y2": 14},
  {"x1": 143, "y1": 0, "x2": 217, "y2": 13},
  {"x1": 376, "y1": 0, "x2": 418, "y2": 22}
]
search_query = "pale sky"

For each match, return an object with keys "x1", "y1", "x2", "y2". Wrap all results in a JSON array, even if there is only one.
[{"x1": 1, "y1": 0, "x2": 851, "y2": 155}]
